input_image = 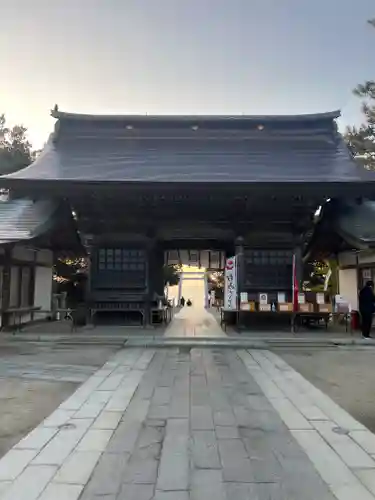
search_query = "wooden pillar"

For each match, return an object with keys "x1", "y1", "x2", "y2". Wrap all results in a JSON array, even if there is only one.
[
  {"x1": 145, "y1": 238, "x2": 156, "y2": 327},
  {"x1": 235, "y1": 236, "x2": 245, "y2": 329},
  {"x1": 145, "y1": 238, "x2": 154, "y2": 326},
  {"x1": 292, "y1": 237, "x2": 303, "y2": 333},
  {"x1": 330, "y1": 254, "x2": 339, "y2": 296},
  {"x1": 83, "y1": 235, "x2": 94, "y2": 327},
  {"x1": 154, "y1": 245, "x2": 165, "y2": 297},
  {"x1": 1, "y1": 246, "x2": 12, "y2": 328},
  {"x1": 355, "y1": 251, "x2": 360, "y2": 293},
  {"x1": 294, "y1": 245, "x2": 303, "y2": 290},
  {"x1": 178, "y1": 275, "x2": 183, "y2": 305},
  {"x1": 29, "y1": 251, "x2": 37, "y2": 314},
  {"x1": 204, "y1": 272, "x2": 209, "y2": 308}
]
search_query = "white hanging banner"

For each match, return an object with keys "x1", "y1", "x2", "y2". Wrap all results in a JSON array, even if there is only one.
[{"x1": 224, "y1": 256, "x2": 237, "y2": 310}]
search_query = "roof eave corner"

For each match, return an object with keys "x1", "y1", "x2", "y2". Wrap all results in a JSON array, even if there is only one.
[
  {"x1": 331, "y1": 109, "x2": 341, "y2": 120},
  {"x1": 50, "y1": 104, "x2": 60, "y2": 119},
  {"x1": 50, "y1": 105, "x2": 61, "y2": 143}
]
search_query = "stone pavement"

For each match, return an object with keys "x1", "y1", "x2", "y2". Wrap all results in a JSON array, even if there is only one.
[
  {"x1": 1, "y1": 348, "x2": 375, "y2": 499},
  {"x1": 164, "y1": 306, "x2": 226, "y2": 337},
  {"x1": 0, "y1": 360, "x2": 98, "y2": 384}
]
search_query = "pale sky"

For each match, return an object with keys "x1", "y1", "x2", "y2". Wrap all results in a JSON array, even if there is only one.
[{"x1": 1, "y1": 0, "x2": 374, "y2": 148}]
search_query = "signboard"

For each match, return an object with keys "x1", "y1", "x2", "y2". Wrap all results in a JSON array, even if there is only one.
[
  {"x1": 224, "y1": 256, "x2": 237, "y2": 310},
  {"x1": 299, "y1": 303, "x2": 313, "y2": 312},
  {"x1": 334, "y1": 295, "x2": 350, "y2": 314},
  {"x1": 240, "y1": 292, "x2": 248, "y2": 303},
  {"x1": 336, "y1": 302, "x2": 350, "y2": 313},
  {"x1": 279, "y1": 303, "x2": 293, "y2": 312},
  {"x1": 277, "y1": 292, "x2": 286, "y2": 303},
  {"x1": 362, "y1": 269, "x2": 372, "y2": 280},
  {"x1": 259, "y1": 304, "x2": 271, "y2": 312},
  {"x1": 319, "y1": 304, "x2": 332, "y2": 313},
  {"x1": 316, "y1": 293, "x2": 325, "y2": 305},
  {"x1": 335, "y1": 294, "x2": 347, "y2": 304},
  {"x1": 298, "y1": 293, "x2": 306, "y2": 304},
  {"x1": 259, "y1": 293, "x2": 268, "y2": 305}
]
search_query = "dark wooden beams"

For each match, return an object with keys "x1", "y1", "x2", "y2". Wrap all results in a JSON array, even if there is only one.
[
  {"x1": 1, "y1": 246, "x2": 12, "y2": 327},
  {"x1": 68, "y1": 189, "x2": 321, "y2": 248}
]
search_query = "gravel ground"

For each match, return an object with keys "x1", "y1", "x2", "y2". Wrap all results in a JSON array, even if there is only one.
[
  {"x1": 0, "y1": 342, "x2": 117, "y2": 458},
  {"x1": 280, "y1": 347, "x2": 375, "y2": 432}
]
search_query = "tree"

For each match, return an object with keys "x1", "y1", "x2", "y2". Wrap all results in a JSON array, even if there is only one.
[
  {"x1": 163, "y1": 264, "x2": 181, "y2": 286},
  {"x1": 0, "y1": 114, "x2": 33, "y2": 174},
  {"x1": 303, "y1": 260, "x2": 329, "y2": 292},
  {"x1": 53, "y1": 257, "x2": 87, "y2": 306},
  {"x1": 54, "y1": 257, "x2": 87, "y2": 285},
  {"x1": 207, "y1": 270, "x2": 224, "y2": 299},
  {"x1": 345, "y1": 19, "x2": 375, "y2": 169},
  {"x1": 303, "y1": 260, "x2": 338, "y2": 294}
]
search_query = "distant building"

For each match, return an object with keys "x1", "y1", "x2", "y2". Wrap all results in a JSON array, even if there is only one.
[
  {"x1": 0, "y1": 198, "x2": 80, "y2": 328},
  {"x1": 306, "y1": 199, "x2": 375, "y2": 310}
]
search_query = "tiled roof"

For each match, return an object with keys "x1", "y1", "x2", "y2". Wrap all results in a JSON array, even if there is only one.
[
  {"x1": 2, "y1": 111, "x2": 373, "y2": 184},
  {"x1": 335, "y1": 199, "x2": 375, "y2": 246},
  {"x1": 305, "y1": 199, "x2": 375, "y2": 258},
  {"x1": 0, "y1": 199, "x2": 58, "y2": 244}
]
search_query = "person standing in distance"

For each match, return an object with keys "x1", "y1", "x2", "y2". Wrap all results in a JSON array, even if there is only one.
[{"x1": 359, "y1": 280, "x2": 375, "y2": 338}]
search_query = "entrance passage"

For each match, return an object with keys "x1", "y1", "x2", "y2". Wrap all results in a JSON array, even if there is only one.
[
  {"x1": 178, "y1": 269, "x2": 208, "y2": 308},
  {"x1": 164, "y1": 265, "x2": 226, "y2": 337},
  {"x1": 165, "y1": 305, "x2": 226, "y2": 337}
]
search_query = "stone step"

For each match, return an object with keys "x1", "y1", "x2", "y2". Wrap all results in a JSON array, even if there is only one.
[{"x1": 2, "y1": 333, "x2": 373, "y2": 349}]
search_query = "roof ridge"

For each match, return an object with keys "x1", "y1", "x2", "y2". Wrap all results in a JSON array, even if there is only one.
[{"x1": 51, "y1": 109, "x2": 341, "y2": 122}]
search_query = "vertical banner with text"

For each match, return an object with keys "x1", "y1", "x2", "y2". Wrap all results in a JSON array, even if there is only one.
[{"x1": 224, "y1": 256, "x2": 237, "y2": 310}]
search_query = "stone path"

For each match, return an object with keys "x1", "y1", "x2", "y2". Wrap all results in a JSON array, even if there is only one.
[
  {"x1": 164, "y1": 306, "x2": 226, "y2": 337},
  {"x1": 1, "y1": 347, "x2": 375, "y2": 499},
  {"x1": 0, "y1": 360, "x2": 98, "y2": 384}
]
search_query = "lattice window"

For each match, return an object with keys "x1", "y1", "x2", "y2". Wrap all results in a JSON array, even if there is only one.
[
  {"x1": 94, "y1": 248, "x2": 147, "y2": 289},
  {"x1": 97, "y1": 248, "x2": 145, "y2": 272},
  {"x1": 244, "y1": 249, "x2": 293, "y2": 290}
]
